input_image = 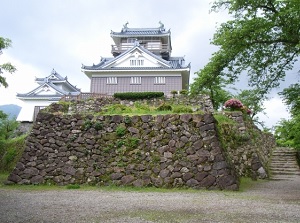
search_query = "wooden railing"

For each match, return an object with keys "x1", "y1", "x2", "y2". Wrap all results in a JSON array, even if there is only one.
[
  {"x1": 111, "y1": 43, "x2": 169, "y2": 54},
  {"x1": 60, "y1": 93, "x2": 113, "y2": 101}
]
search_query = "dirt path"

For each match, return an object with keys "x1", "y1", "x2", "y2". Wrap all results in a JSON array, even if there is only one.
[{"x1": 0, "y1": 175, "x2": 300, "y2": 223}]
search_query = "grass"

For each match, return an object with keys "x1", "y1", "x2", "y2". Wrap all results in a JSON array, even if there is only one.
[
  {"x1": 238, "y1": 177, "x2": 268, "y2": 192},
  {"x1": 0, "y1": 135, "x2": 27, "y2": 172},
  {"x1": 0, "y1": 172, "x2": 8, "y2": 184},
  {"x1": 97, "y1": 103, "x2": 198, "y2": 116},
  {"x1": 66, "y1": 184, "x2": 81, "y2": 189},
  {"x1": 0, "y1": 171, "x2": 263, "y2": 194}
]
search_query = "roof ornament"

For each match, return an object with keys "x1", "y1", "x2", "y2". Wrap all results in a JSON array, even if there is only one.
[
  {"x1": 134, "y1": 39, "x2": 140, "y2": 47},
  {"x1": 51, "y1": 68, "x2": 56, "y2": 75},
  {"x1": 122, "y1": 22, "x2": 129, "y2": 31},
  {"x1": 159, "y1": 21, "x2": 165, "y2": 31}
]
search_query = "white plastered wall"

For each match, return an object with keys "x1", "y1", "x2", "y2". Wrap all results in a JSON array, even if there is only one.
[{"x1": 16, "y1": 100, "x2": 55, "y2": 122}]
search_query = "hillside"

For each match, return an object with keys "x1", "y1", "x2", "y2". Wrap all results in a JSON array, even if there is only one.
[{"x1": 0, "y1": 104, "x2": 21, "y2": 120}]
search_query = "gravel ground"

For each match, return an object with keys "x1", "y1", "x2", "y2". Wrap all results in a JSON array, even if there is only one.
[{"x1": 0, "y1": 176, "x2": 300, "y2": 223}]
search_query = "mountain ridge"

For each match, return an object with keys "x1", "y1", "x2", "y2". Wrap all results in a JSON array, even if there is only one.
[{"x1": 0, "y1": 104, "x2": 21, "y2": 119}]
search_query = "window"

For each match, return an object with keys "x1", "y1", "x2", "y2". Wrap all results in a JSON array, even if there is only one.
[
  {"x1": 107, "y1": 77, "x2": 117, "y2": 84},
  {"x1": 130, "y1": 59, "x2": 144, "y2": 66},
  {"x1": 127, "y1": 38, "x2": 136, "y2": 43},
  {"x1": 130, "y1": 77, "x2": 141, "y2": 85},
  {"x1": 154, "y1": 77, "x2": 166, "y2": 84}
]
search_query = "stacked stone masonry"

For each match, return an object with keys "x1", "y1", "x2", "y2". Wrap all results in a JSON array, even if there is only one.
[
  {"x1": 222, "y1": 112, "x2": 275, "y2": 179},
  {"x1": 68, "y1": 95, "x2": 214, "y2": 115},
  {"x1": 8, "y1": 97, "x2": 276, "y2": 190},
  {"x1": 8, "y1": 112, "x2": 239, "y2": 190}
]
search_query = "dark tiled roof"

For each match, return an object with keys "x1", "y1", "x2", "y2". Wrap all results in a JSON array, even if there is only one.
[
  {"x1": 111, "y1": 22, "x2": 170, "y2": 37},
  {"x1": 111, "y1": 29, "x2": 170, "y2": 37},
  {"x1": 35, "y1": 69, "x2": 80, "y2": 92},
  {"x1": 17, "y1": 69, "x2": 81, "y2": 99}
]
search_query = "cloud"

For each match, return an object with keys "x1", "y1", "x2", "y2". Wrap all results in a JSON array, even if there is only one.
[
  {"x1": 257, "y1": 96, "x2": 290, "y2": 129},
  {"x1": 0, "y1": 54, "x2": 41, "y2": 105}
]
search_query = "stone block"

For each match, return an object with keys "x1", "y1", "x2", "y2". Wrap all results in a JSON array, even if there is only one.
[
  {"x1": 183, "y1": 172, "x2": 193, "y2": 181},
  {"x1": 199, "y1": 175, "x2": 215, "y2": 188},
  {"x1": 111, "y1": 172, "x2": 124, "y2": 180},
  {"x1": 159, "y1": 169, "x2": 170, "y2": 178},
  {"x1": 31, "y1": 175, "x2": 44, "y2": 184},
  {"x1": 218, "y1": 175, "x2": 237, "y2": 189},
  {"x1": 121, "y1": 175, "x2": 135, "y2": 185},
  {"x1": 213, "y1": 161, "x2": 228, "y2": 170},
  {"x1": 7, "y1": 174, "x2": 22, "y2": 183},
  {"x1": 186, "y1": 178, "x2": 199, "y2": 187}
]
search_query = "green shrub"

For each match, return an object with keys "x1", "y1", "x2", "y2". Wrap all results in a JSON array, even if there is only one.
[
  {"x1": 0, "y1": 135, "x2": 26, "y2": 172},
  {"x1": 170, "y1": 90, "x2": 178, "y2": 98},
  {"x1": 172, "y1": 105, "x2": 193, "y2": 113},
  {"x1": 124, "y1": 116, "x2": 132, "y2": 124},
  {"x1": 104, "y1": 104, "x2": 132, "y2": 114},
  {"x1": 133, "y1": 101, "x2": 151, "y2": 112},
  {"x1": 57, "y1": 101, "x2": 71, "y2": 113},
  {"x1": 103, "y1": 147, "x2": 111, "y2": 153},
  {"x1": 116, "y1": 125, "x2": 127, "y2": 137},
  {"x1": 214, "y1": 113, "x2": 249, "y2": 149},
  {"x1": 179, "y1": 89, "x2": 188, "y2": 95},
  {"x1": 116, "y1": 140, "x2": 125, "y2": 148},
  {"x1": 3, "y1": 148, "x2": 16, "y2": 164},
  {"x1": 83, "y1": 119, "x2": 93, "y2": 130},
  {"x1": 126, "y1": 137, "x2": 139, "y2": 149},
  {"x1": 0, "y1": 140, "x2": 5, "y2": 159},
  {"x1": 94, "y1": 121, "x2": 103, "y2": 131},
  {"x1": 114, "y1": 92, "x2": 164, "y2": 100},
  {"x1": 214, "y1": 114, "x2": 236, "y2": 125},
  {"x1": 156, "y1": 103, "x2": 172, "y2": 111}
]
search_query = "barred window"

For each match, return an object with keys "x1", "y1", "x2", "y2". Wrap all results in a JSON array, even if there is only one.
[
  {"x1": 106, "y1": 77, "x2": 118, "y2": 84},
  {"x1": 130, "y1": 77, "x2": 141, "y2": 84},
  {"x1": 130, "y1": 59, "x2": 144, "y2": 66},
  {"x1": 154, "y1": 76, "x2": 166, "y2": 84}
]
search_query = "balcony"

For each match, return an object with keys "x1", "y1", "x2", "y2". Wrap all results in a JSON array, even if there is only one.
[{"x1": 111, "y1": 42, "x2": 170, "y2": 56}]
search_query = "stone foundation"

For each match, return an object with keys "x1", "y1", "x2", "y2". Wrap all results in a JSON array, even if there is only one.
[{"x1": 8, "y1": 112, "x2": 239, "y2": 190}]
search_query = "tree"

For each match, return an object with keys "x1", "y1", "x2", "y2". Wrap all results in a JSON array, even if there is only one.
[
  {"x1": 0, "y1": 37, "x2": 16, "y2": 88},
  {"x1": 235, "y1": 89, "x2": 269, "y2": 127},
  {"x1": 279, "y1": 83, "x2": 300, "y2": 116},
  {"x1": 190, "y1": 69, "x2": 232, "y2": 110},
  {"x1": 274, "y1": 83, "x2": 300, "y2": 149},
  {"x1": 0, "y1": 111, "x2": 19, "y2": 140},
  {"x1": 274, "y1": 116, "x2": 300, "y2": 149},
  {"x1": 0, "y1": 110, "x2": 7, "y2": 120},
  {"x1": 193, "y1": 0, "x2": 300, "y2": 95}
]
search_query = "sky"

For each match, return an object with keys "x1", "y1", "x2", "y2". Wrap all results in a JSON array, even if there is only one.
[{"x1": 0, "y1": 0, "x2": 297, "y2": 129}]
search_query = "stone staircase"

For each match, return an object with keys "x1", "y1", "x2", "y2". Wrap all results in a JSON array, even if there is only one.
[{"x1": 269, "y1": 147, "x2": 300, "y2": 180}]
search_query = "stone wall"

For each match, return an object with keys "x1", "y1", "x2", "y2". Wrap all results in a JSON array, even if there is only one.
[
  {"x1": 220, "y1": 111, "x2": 275, "y2": 179},
  {"x1": 17, "y1": 122, "x2": 33, "y2": 134},
  {"x1": 7, "y1": 96, "x2": 276, "y2": 190},
  {"x1": 7, "y1": 112, "x2": 239, "y2": 190},
  {"x1": 67, "y1": 95, "x2": 213, "y2": 114}
]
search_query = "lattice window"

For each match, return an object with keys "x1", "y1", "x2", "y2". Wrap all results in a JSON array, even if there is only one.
[
  {"x1": 106, "y1": 77, "x2": 118, "y2": 84},
  {"x1": 154, "y1": 77, "x2": 166, "y2": 84},
  {"x1": 130, "y1": 77, "x2": 141, "y2": 85},
  {"x1": 130, "y1": 59, "x2": 144, "y2": 66}
]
